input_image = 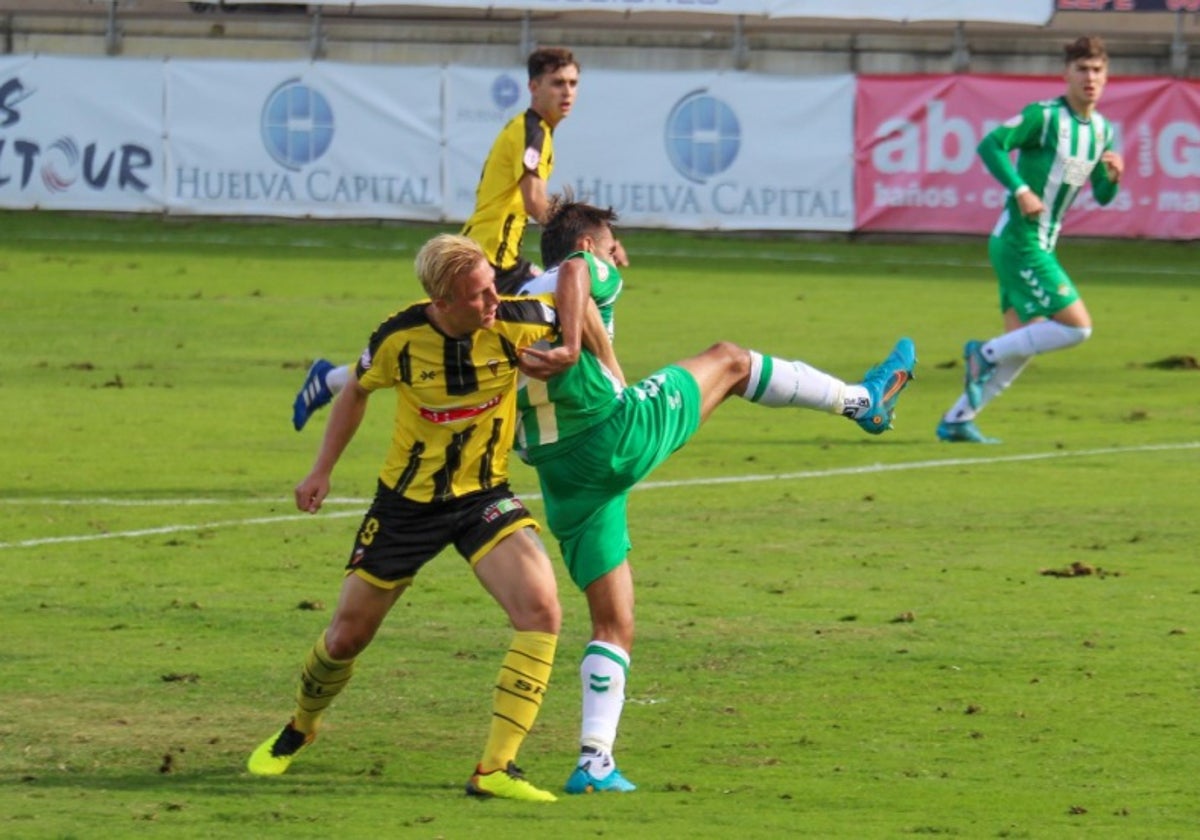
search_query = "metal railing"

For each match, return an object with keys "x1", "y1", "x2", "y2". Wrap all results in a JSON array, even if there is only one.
[{"x1": 0, "y1": 1, "x2": 1194, "y2": 76}]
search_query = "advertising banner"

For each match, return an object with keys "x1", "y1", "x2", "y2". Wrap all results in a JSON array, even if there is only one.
[
  {"x1": 0, "y1": 55, "x2": 165, "y2": 212},
  {"x1": 1056, "y1": 0, "x2": 1200, "y2": 11},
  {"x1": 165, "y1": 60, "x2": 443, "y2": 219},
  {"x1": 549, "y1": 70, "x2": 856, "y2": 232},
  {"x1": 854, "y1": 74, "x2": 1200, "y2": 239},
  {"x1": 4, "y1": 55, "x2": 1195, "y2": 239}
]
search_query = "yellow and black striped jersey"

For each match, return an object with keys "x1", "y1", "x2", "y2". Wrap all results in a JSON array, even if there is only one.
[
  {"x1": 355, "y1": 295, "x2": 559, "y2": 503},
  {"x1": 461, "y1": 108, "x2": 554, "y2": 272}
]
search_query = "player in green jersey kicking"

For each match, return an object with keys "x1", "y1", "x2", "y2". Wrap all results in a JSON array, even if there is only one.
[
  {"x1": 515, "y1": 195, "x2": 917, "y2": 794},
  {"x1": 937, "y1": 35, "x2": 1124, "y2": 444}
]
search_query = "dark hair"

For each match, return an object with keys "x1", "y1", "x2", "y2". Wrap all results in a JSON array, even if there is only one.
[
  {"x1": 528, "y1": 47, "x2": 579, "y2": 81},
  {"x1": 540, "y1": 189, "x2": 618, "y2": 268},
  {"x1": 1064, "y1": 36, "x2": 1107, "y2": 64}
]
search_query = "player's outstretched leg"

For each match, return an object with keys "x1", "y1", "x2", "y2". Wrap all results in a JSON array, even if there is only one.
[
  {"x1": 292, "y1": 359, "x2": 335, "y2": 432},
  {"x1": 247, "y1": 720, "x2": 315, "y2": 776},
  {"x1": 854, "y1": 338, "x2": 917, "y2": 434}
]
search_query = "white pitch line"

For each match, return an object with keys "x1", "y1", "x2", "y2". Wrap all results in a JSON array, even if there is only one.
[
  {"x1": 636, "y1": 440, "x2": 1200, "y2": 491},
  {"x1": 0, "y1": 496, "x2": 367, "y2": 507},
  {"x1": 0, "y1": 511, "x2": 364, "y2": 549},
  {"x1": 1, "y1": 441, "x2": 1196, "y2": 550}
]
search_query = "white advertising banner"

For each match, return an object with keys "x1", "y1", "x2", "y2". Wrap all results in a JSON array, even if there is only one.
[
  {"x1": 0, "y1": 55, "x2": 165, "y2": 212},
  {"x1": 165, "y1": 60, "x2": 443, "y2": 219},
  {"x1": 546, "y1": 70, "x2": 856, "y2": 231}
]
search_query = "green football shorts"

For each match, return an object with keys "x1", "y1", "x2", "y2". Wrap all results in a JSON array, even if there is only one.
[
  {"x1": 989, "y1": 234, "x2": 1080, "y2": 321},
  {"x1": 533, "y1": 364, "x2": 702, "y2": 591}
]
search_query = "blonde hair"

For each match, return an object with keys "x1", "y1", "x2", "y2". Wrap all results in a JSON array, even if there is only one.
[{"x1": 414, "y1": 234, "x2": 486, "y2": 301}]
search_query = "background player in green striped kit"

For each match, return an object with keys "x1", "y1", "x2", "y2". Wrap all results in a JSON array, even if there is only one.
[
  {"x1": 516, "y1": 196, "x2": 916, "y2": 794},
  {"x1": 937, "y1": 35, "x2": 1124, "y2": 444}
]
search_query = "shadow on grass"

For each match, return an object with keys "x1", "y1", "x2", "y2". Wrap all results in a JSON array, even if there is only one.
[{"x1": 13, "y1": 767, "x2": 453, "y2": 798}]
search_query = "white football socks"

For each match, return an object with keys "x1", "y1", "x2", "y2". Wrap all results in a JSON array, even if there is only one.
[
  {"x1": 743, "y1": 351, "x2": 870, "y2": 418},
  {"x1": 943, "y1": 357, "x2": 1031, "y2": 423},
  {"x1": 579, "y1": 640, "x2": 630, "y2": 775},
  {"x1": 946, "y1": 320, "x2": 1089, "y2": 424},
  {"x1": 982, "y1": 321, "x2": 1091, "y2": 363},
  {"x1": 326, "y1": 364, "x2": 352, "y2": 396}
]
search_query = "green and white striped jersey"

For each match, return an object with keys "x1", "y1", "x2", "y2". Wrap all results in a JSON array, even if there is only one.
[
  {"x1": 515, "y1": 251, "x2": 624, "y2": 459},
  {"x1": 979, "y1": 96, "x2": 1119, "y2": 252}
]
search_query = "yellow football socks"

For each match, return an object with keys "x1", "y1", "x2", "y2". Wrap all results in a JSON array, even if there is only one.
[
  {"x1": 479, "y1": 630, "x2": 557, "y2": 771},
  {"x1": 293, "y1": 631, "x2": 356, "y2": 735}
]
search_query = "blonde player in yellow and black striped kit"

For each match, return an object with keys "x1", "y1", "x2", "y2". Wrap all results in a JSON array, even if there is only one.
[{"x1": 250, "y1": 234, "x2": 598, "y2": 802}]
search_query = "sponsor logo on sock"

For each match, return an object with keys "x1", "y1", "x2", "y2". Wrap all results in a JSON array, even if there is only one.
[{"x1": 842, "y1": 396, "x2": 870, "y2": 419}]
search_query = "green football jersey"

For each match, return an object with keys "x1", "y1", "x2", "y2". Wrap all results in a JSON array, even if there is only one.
[
  {"x1": 979, "y1": 96, "x2": 1119, "y2": 252},
  {"x1": 515, "y1": 251, "x2": 624, "y2": 459}
]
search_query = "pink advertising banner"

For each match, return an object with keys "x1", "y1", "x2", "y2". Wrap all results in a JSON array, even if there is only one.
[{"x1": 855, "y1": 74, "x2": 1200, "y2": 239}]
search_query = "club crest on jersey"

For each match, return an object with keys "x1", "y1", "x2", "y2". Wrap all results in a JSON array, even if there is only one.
[{"x1": 1062, "y1": 157, "x2": 1092, "y2": 187}]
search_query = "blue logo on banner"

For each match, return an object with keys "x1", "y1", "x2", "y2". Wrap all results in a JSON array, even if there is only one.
[
  {"x1": 261, "y1": 79, "x2": 334, "y2": 170},
  {"x1": 664, "y1": 90, "x2": 740, "y2": 184},
  {"x1": 491, "y1": 74, "x2": 521, "y2": 110}
]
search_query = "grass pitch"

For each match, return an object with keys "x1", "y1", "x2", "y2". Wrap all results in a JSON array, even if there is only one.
[{"x1": 1, "y1": 211, "x2": 1197, "y2": 839}]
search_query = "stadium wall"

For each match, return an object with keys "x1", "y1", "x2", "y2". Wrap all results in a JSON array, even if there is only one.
[{"x1": 3, "y1": 2, "x2": 1198, "y2": 78}]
